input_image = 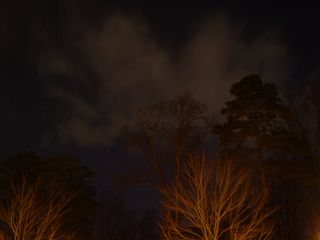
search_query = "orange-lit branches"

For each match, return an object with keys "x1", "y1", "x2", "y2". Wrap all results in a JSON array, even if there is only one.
[
  {"x1": 0, "y1": 176, "x2": 78, "y2": 240},
  {"x1": 160, "y1": 154, "x2": 275, "y2": 240}
]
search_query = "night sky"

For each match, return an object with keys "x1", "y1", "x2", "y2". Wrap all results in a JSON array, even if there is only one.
[{"x1": 1, "y1": 0, "x2": 320, "y2": 209}]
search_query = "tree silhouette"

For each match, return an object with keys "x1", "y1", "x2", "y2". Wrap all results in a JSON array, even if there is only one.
[
  {"x1": 160, "y1": 154, "x2": 275, "y2": 240},
  {"x1": 215, "y1": 75, "x2": 315, "y2": 184},
  {"x1": 216, "y1": 75, "x2": 294, "y2": 168},
  {"x1": 216, "y1": 75, "x2": 317, "y2": 240},
  {"x1": 295, "y1": 68, "x2": 320, "y2": 240},
  {"x1": 126, "y1": 91, "x2": 211, "y2": 187}
]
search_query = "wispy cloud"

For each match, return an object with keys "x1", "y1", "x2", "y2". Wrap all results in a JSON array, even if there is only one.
[{"x1": 37, "y1": 12, "x2": 292, "y2": 147}]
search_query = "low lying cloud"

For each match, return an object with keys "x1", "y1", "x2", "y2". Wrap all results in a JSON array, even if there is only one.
[{"x1": 37, "y1": 12, "x2": 292, "y2": 147}]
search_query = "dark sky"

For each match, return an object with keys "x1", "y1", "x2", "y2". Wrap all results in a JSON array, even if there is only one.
[{"x1": 1, "y1": 0, "x2": 320, "y2": 209}]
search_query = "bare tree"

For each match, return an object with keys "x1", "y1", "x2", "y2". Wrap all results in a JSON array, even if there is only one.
[
  {"x1": 0, "y1": 176, "x2": 77, "y2": 240},
  {"x1": 160, "y1": 154, "x2": 275, "y2": 240},
  {"x1": 126, "y1": 91, "x2": 211, "y2": 187}
]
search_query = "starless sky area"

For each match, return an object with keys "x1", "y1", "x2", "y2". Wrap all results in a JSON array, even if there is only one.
[{"x1": 1, "y1": 0, "x2": 320, "y2": 209}]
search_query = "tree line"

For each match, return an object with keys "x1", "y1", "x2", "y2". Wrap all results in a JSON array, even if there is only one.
[{"x1": 1, "y1": 74, "x2": 320, "y2": 239}]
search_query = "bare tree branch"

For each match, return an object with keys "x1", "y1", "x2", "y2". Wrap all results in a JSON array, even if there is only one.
[
  {"x1": 160, "y1": 154, "x2": 276, "y2": 240},
  {"x1": 0, "y1": 176, "x2": 78, "y2": 240}
]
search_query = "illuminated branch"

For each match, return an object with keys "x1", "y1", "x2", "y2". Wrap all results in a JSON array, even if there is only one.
[
  {"x1": 0, "y1": 176, "x2": 78, "y2": 240},
  {"x1": 160, "y1": 154, "x2": 275, "y2": 240}
]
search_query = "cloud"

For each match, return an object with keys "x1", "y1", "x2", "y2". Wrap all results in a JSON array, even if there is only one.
[
  {"x1": 37, "y1": 12, "x2": 292, "y2": 147},
  {"x1": 179, "y1": 15, "x2": 291, "y2": 113}
]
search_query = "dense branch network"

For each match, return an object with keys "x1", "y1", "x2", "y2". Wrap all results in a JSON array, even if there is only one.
[
  {"x1": 160, "y1": 154, "x2": 275, "y2": 240},
  {"x1": 0, "y1": 176, "x2": 78, "y2": 240}
]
